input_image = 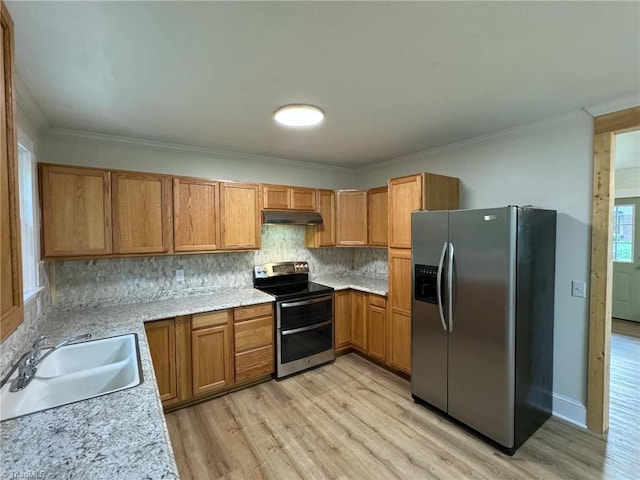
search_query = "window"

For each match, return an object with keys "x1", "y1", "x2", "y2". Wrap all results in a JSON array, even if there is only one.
[
  {"x1": 17, "y1": 130, "x2": 41, "y2": 300},
  {"x1": 613, "y1": 204, "x2": 634, "y2": 263}
]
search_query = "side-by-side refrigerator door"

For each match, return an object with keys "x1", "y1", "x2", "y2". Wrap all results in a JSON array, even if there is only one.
[
  {"x1": 411, "y1": 210, "x2": 449, "y2": 412},
  {"x1": 447, "y1": 207, "x2": 517, "y2": 448}
]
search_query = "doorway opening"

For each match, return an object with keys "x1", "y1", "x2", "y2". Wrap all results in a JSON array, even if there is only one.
[{"x1": 587, "y1": 106, "x2": 640, "y2": 434}]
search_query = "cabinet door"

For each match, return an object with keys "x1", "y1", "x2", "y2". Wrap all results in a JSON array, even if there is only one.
[
  {"x1": 262, "y1": 184, "x2": 290, "y2": 210},
  {"x1": 388, "y1": 174, "x2": 422, "y2": 249},
  {"x1": 192, "y1": 322, "x2": 233, "y2": 396},
  {"x1": 290, "y1": 187, "x2": 316, "y2": 211},
  {"x1": 145, "y1": 319, "x2": 177, "y2": 403},
  {"x1": 388, "y1": 248, "x2": 412, "y2": 374},
  {"x1": 423, "y1": 173, "x2": 460, "y2": 211},
  {"x1": 220, "y1": 182, "x2": 260, "y2": 249},
  {"x1": 351, "y1": 290, "x2": 367, "y2": 351},
  {"x1": 367, "y1": 295, "x2": 386, "y2": 362},
  {"x1": 305, "y1": 189, "x2": 335, "y2": 247},
  {"x1": 112, "y1": 172, "x2": 171, "y2": 254},
  {"x1": 41, "y1": 164, "x2": 112, "y2": 257},
  {"x1": 388, "y1": 311, "x2": 411, "y2": 374},
  {"x1": 173, "y1": 177, "x2": 220, "y2": 252},
  {"x1": 0, "y1": 3, "x2": 23, "y2": 342},
  {"x1": 334, "y1": 290, "x2": 351, "y2": 350},
  {"x1": 336, "y1": 190, "x2": 367, "y2": 246},
  {"x1": 235, "y1": 345, "x2": 273, "y2": 383},
  {"x1": 368, "y1": 186, "x2": 388, "y2": 247}
]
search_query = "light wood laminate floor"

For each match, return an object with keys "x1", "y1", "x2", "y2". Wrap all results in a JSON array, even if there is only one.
[{"x1": 167, "y1": 344, "x2": 639, "y2": 480}]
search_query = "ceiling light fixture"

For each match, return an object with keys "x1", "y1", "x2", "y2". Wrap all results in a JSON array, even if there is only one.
[{"x1": 274, "y1": 104, "x2": 324, "y2": 127}]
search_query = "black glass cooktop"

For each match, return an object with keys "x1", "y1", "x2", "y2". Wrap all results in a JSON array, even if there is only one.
[{"x1": 257, "y1": 281, "x2": 333, "y2": 301}]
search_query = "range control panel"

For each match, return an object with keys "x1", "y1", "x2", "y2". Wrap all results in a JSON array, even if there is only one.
[{"x1": 254, "y1": 262, "x2": 309, "y2": 279}]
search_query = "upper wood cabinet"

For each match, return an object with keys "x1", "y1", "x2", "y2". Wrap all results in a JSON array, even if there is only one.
[
  {"x1": 262, "y1": 184, "x2": 316, "y2": 211},
  {"x1": 40, "y1": 164, "x2": 112, "y2": 257},
  {"x1": 305, "y1": 189, "x2": 336, "y2": 248},
  {"x1": 220, "y1": 182, "x2": 261, "y2": 250},
  {"x1": 368, "y1": 186, "x2": 388, "y2": 247},
  {"x1": 173, "y1": 176, "x2": 220, "y2": 252},
  {"x1": 112, "y1": 172, "x2": 172, "y2": 254},
  {"x1": 336, "y1": 190, "x2": 367, "y2": 246},
  {"x1": 261, "y1": 184, "x2": 289, "y2": 209},
  {"x1": 388, "y1": 173, "x2": 459, "y2": 249},
  {"x1": 1, "y1": 2, "x2": 23, "y2": 342}
]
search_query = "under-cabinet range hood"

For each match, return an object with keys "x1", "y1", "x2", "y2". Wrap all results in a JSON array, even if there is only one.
[{"x1": 262, "y1": 211, "x2": 323, "y2": 225}]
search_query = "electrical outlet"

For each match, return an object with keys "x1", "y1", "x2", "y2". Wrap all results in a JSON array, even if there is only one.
[
  {"x1": 176, "y1": 269, "x2": 185, "y2": 283},
  {"x1": 572, "y1": 280, "x2": 586, "y2": 298}
]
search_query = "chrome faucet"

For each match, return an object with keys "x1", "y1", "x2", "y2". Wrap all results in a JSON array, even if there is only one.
[{"x1": 9, "y1": 333, "x2": 92, "y2": 392}]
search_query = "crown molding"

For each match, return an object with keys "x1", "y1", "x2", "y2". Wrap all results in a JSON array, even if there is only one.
[
  {"x1": 46, "y1": 128, "x2": 354, "y2": 173},
  {"x1": 356, "y1": 109, "x2": 592, "y2": 173},
  {"x1": 14, "y1": 73, "x2": 50, "y2": 134},
  {"x1": 583, "y1": 93, "x2": 640, "y2": 118}
]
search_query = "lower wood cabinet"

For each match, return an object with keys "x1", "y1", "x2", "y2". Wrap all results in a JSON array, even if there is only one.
[
  {"x1": 334, "y1": 290, "x2": 352, "y2": 351},
  {"x1": 334, "y1": 290, "x2": 390, "y2": 368},
  {"x1": 367, "y1": 295, "x2": 386, "y2": 362},
  {"x1": 350, "y1": 291, "x2": 367, "y2": 352},
  {"x1": 233, "y1": 303, "x2": 274, "y2": 383},
  {"x1": 191, "y1": 310, "x2": 233, "y2": 396},
  {"x1": 145, "y1": 302, "x2": 274, "y2": 410},
  {"x1": 387, "y1": 311, "x2": 411, "y2": 374},
  {"x1": 145, "y1": 319, "x2": 177, "y2": 403}
]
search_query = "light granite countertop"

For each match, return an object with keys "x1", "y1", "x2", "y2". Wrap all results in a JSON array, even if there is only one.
[
  {"x1": 0, "y1": 287, "x2": 274, "y2": 480},
  {"x1": 313, "y1": 274, "x2": 388, "y2": 297}
]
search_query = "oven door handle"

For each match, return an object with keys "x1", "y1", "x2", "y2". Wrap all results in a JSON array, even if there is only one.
[
  {"x1": 281, "y1": 319, "x2": 333, "y2": 336},
  {"x1": 280, "y1": 295, "x2": 333, "y2": 309}
]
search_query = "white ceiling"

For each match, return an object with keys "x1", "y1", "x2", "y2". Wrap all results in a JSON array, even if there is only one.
[{"x1": 6, "y1": 1, "x2": 640, "y2": 168}]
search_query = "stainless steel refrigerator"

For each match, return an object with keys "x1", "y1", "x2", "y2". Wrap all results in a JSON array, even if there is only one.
[{"x1": 411, "y1": 206, "x2": 556, "y2": 454}]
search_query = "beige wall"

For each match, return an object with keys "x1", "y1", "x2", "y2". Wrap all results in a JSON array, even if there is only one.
[{"x1": 43, "y1": 131, "x2": 356, "y2": 190}]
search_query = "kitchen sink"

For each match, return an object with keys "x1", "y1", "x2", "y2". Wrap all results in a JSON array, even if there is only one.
[
  {"x1": 35, "y1": 334, "x2": 138, "y2": 378},
  {"x1": 0, "y1": 334, "x2": 143, "y2": 422}
]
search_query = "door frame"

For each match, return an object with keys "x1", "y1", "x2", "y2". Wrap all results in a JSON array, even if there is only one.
[{"x1": 587, "y1": 106, "x2": 640, "y2": 433}]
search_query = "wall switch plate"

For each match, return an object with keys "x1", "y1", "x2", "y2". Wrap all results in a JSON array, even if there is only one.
[
  {"x1": 176, "y1": 269, "x2": 185, "y2": 283},
  {"x1": 572, "y1": 280, "x2": 586, "y2": 298}
]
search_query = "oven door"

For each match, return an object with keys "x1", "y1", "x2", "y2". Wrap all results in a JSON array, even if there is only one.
[
  {"x1": 276, "y1": 294, "x2": 334, "y2": 377},
  {"x1": 280, "y1": 319, "x2": 333, "y2": 364},
  {"x1": 277, "y1": 294, "x2": 333, "y2": 330}
]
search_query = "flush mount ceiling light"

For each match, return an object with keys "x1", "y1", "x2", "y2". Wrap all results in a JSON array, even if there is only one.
[{"x1": 274, "y1": 104, "x2": 324, "y2": 127}]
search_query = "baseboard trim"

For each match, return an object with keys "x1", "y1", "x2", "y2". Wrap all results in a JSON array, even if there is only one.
[{"x1": 552, "y1": 393, "x2": 587, "y2": 428}]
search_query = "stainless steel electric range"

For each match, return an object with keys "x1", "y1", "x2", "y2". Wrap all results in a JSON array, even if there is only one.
[{"x1": 253, "y1": 262, "x2": 334, "y2": 379}]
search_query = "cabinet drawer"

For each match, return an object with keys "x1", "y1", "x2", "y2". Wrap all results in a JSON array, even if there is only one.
[
  {"x1": 192, "y1": 310, "x2": 229, "y2": 330},
  {"x1": 235, "y1": 345, "x2": 274, "y2": 383},
  {"x1": 234, "y1": 303, "x2": 273, "y2": 322},
  {"x1": 369, "y1": 294, "x2": 386, "y2": 308},
  {"x1": 235, "y1": 316, "x2": 273, "y2": 352}
]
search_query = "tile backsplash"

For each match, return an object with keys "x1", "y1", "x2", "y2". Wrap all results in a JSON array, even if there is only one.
[{"x1": 52, "y1": 226, "x2": 387, "y2": 308}]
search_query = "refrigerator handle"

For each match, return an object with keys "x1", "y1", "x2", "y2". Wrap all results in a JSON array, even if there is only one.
[
  {"x1": 448, "y1": 242, "x2": 455, "y2": 332},
  {"x1": 436, "y1": 242, "x2": 448, "y2": 332}
]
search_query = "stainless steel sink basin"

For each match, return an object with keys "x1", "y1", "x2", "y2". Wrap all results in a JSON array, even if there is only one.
[{"x1": 0, "y1": 334, "x2": 143, "y2": 422}]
